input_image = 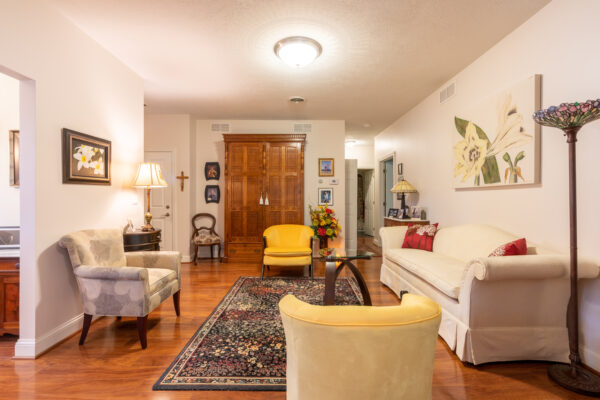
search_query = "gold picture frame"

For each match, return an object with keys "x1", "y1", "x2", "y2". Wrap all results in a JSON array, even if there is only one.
[
  {"x1": 9, "y1": 130, "x2": 19, "y2": 187},
  {"x1": 318, "y1": 158, "x2": 334, "y2": 177}
]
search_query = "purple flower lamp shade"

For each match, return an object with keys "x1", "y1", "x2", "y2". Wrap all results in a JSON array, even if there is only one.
[{"x1": 533, "y1": 99, "x2": 600, "y2": 129}]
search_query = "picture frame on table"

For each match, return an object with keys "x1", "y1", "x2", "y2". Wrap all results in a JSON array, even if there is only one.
[
  {"x1": 410, "y1": 206, "x2": 427, "y2": 219},
  {"x1": 62, "y1": 128, "x2": 111, "y2": 185},
  {"x1": 318, "y1": 188, "x2": 333, "y2": 206},
  {"x1": 387, "y1": 208, "x2": 399, "y2": 218},
  {"x1": 205, "y1": 185, "x2": 220, "y2": 203},
  {"x1": 318, "y1": 158, "x2": 334, "y2": 177},
  {"x1": 204, "y1": 162, "x2": 220, "y2": 180}
]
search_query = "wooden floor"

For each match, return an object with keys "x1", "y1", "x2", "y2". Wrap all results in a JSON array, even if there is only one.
[{"x1": 0, "y1": 255, "x2": 589, "y2": 399}]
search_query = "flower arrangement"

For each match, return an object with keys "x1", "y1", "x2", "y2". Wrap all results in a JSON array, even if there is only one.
[
  {"x1": 533, "y1": 99, "x2": 600, "y2": 129},
  {"x1": 309, "y1": 204, "x2": 341, "y2": 242}
]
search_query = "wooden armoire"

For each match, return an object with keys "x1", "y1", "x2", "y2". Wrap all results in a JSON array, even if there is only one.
[{"x1": 223, "y1": 134, "x2": 305, "y2": 262}]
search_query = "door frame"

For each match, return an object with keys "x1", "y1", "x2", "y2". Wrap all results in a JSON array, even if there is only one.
[
  {"x1": 144, "y1": 147, "x2": 177, "y2": 254},
  {"x1": 375, "y1": 152, "x2": 396, "y2": 246}
]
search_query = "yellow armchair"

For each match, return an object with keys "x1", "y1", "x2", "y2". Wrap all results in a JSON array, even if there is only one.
[
  {"x1": 262, "y1": 224, "x2": 315, "y2": 279},
  {"x1": 279, "y1": 294, "x2": 442, "y2": 400}
]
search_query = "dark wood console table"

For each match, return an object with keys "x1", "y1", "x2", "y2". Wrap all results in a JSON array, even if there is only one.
[{"x1": 123, "y1": 229, "x2": 161, "y2": 252}]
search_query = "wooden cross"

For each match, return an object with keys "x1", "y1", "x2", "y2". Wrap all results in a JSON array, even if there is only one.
[{"x1": 176, "y1": 170, "x2": 189, "y2": 192}]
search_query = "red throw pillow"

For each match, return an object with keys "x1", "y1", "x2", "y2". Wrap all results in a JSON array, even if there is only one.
[
  {"x1": 402, "y1": 223, "x2": 439, "y2": 252},
  {"x1": 489, "y1": 238, "x2": 528, "y2": 257}
]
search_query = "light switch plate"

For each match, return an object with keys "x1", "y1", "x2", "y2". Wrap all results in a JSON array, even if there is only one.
[{"x1": 329, "y1": 178, "x2": 339, "y2": 185}]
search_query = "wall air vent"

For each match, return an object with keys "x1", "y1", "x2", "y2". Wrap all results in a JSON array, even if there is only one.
[
  {"x1": 210, "y1": 123, "x2": 231, "y2": 133},
  {"x1": 293, "y1": 123, "x2": 312, "y2": 133},
  {"x1": 439, "y1": 82, "x2": 456, "y2": 104}
]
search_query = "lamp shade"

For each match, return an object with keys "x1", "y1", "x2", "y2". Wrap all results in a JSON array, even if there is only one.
[
  {"x1": 391, "y1": 180, "x2": 417, "y2": 193},
  {"x1": 133, "y1": 163, "x2": 168, "y2": 188}
]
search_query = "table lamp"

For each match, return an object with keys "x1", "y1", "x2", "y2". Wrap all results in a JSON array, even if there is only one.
[
  {"x1": 133, "y1": 162, "x2": 168, "y2": 231},
  {"x1": 391, "y1": 179, "x2": 417, "y2": 219}
]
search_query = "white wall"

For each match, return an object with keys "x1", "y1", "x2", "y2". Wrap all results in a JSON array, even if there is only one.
[
  {"x1": 0, "y1": 73, "x2": 19, "y2": 226},
  {"x1": 144, "y1": 114, "x2": 193, "y2": 261},
  {"x1": 345, "y1": 143, "x2": 374, "y2": 169},
  {"x1": 0, "y1": 0, "x2": 144, "y2": 357},
  {"x1": 194, "y1": 120, "x2": 346, "y2": 249},
  {"x1": 374, "y1": 0, "x2": 600, "y2": 369}
]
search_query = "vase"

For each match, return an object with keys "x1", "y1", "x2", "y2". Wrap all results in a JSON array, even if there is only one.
[{"x1": 319, "y1": 236, "x2": 328, "y2": 250}]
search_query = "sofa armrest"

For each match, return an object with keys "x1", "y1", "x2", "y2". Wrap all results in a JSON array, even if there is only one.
[
  {"x1": 125, "y1": 251, "x2": 181, "y2": 276},
  {"x1": 468, "y1": 255, "x2": 600, "y2": 281},
  {"x1": 75, "y1": 265, "x2": 149, "y2": 281},
  {"x1": 379, "y1": 226, "x2": 408, "y2": 257}
]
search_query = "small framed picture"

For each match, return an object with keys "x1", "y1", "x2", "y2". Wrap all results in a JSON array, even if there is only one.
[
  {"x1": 62, "y1": 128, "x2": 111, "y2": 185},
  {"x1": 410, "y1": 206, "x2": 427, "y2": 219},
  {"x1": 318, "y1": 158, "x2": 334, "y2": 177},
  {"x1": 205, "y1": 185, "x2": 220, "y2": 203},
  {"x1": 318, "y1": 188, "x2": 333, "y2": 206},
  {"x1": 204, "y1": 162, "x2": 220, "y2": 180},
  {"x1": 387, "y1": 208, "x2": 399, "y2": 218}
]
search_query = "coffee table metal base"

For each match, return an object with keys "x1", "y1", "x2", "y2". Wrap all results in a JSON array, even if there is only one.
[{"x1": 324, "y1": 260, "x2": 372, "y2": 306}]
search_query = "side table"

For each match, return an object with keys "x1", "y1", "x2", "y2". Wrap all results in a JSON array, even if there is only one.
[
  {"x1": 123, "y1": 229, "x2": 162, "y2": 252},
  {"x1": 320, "y1": 249, "x2": 373, "y2": 306}
]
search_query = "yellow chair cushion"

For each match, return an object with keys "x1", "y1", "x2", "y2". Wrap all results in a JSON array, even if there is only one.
[
  {"x1": 264, "y1": 247, "x2": 312, "y2": 257},
  {"x1": 264, "y1": 255, "x2": 312, "y2": 266}
]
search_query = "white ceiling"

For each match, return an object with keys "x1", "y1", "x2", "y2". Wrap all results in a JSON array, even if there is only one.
[{"x1": 50, "y1": 0, "x2": 549, "y2": 140}]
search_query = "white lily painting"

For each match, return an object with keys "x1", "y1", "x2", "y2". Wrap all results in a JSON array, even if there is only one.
[
  {"x1": 72, "y1": 143, "x2": 105, "y2": 176},
  {"x1": 453, "y1": 75, "x2": 540, "y2": 188}
]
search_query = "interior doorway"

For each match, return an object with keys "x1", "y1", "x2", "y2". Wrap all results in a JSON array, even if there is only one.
[
  {"x1": 383, "y1": 158, "x2": 394, "y2": 217},
  {"x1": 144, "y1": 151, "x2": 174, "y2": 250},
  {"x1": 357, "y1": 169, "x2": 374, "y2": 236}
]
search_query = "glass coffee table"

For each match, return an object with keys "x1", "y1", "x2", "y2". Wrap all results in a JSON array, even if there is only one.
[{"x1": 319, "y1": 249, "x2": 373, "y2": 306}]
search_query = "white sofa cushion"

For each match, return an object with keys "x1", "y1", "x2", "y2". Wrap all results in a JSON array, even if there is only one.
[
  {"x1": 385, "y1": 248, "x2": 466, "y2": 299},
  {"x1": 433, "y1": 224, "x2": 519, "y2": 263}
]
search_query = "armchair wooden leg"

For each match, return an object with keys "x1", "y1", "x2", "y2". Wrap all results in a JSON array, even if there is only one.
[
  {"x1": 310, "y1": 259, "x2": 314, "y2": 279},
  {"x1": 137, "y1": 316, "x2": 148, "y2": 349},
  {"x1": 116, "y1": 316, "x2": 122, "y2": 321},
  {"x1": 173, "y1": 290, "x2": 181, "y2": 316},
  {"x1": 261, "y1": 263, "x2": 265, "y2": 279},
  {"x1": 79, "y1": 313, "x2": 92, "y2": 345},
  {"x1": 210, "y1": 244, "x2": 215, "y2": 259},
  {"x1": 217, "y1": 243, "x2": 221, "y2": 262}
]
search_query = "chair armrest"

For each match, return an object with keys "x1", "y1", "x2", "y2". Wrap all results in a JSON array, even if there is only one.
[
  {"x1": 74, "y1": 265, "x2": 149, "y2": 281},
  {"x1": 379, "y1": 226, "x2": 408, "y2": 257},
  {"x1": 468, "y1": 255, "x2": 600, "y2": 281},
  {"x1": 125, "y1": 251, "x2": 181, "y2": 274}
]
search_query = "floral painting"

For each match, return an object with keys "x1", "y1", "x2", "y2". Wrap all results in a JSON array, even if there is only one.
[
  {"x1": 62, "y1": 128, "x2": 111, "y2": 185},
  {"x1": 453, "y1": 75, "x2": 540, "y2": 188}
]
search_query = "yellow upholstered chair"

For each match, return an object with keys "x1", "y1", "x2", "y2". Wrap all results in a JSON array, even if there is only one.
[
  {"x1": 262, "y1": 224, "x2": 314, "y2": 279},
  {"x1": 279, "y1": 294, "x2": 442, "y2": 400}
]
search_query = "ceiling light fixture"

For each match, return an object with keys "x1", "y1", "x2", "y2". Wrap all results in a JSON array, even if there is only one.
[
  {"x1": 274, "y1": 36, "x2": 322, "y2": 68},
  {"x1": 345, "y1": 139, "x2": 357, "y2": 147}
]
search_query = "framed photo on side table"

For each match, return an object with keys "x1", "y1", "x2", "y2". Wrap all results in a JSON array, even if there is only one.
[
  {"x1": 318, "y1": 158, "x2": 334, "y2": 177},
  {"x1": 318, "y1": 188, "x2": 333, "y2": 206},
  {"x1": 62, "y1": 128, "x2": 111, "y2": 185},
  {"x1": 387, "y1": 208, "x2": 399, "y2": 218}
]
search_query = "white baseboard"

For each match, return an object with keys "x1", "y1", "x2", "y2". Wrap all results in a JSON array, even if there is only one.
[
  {"x1": 582, "y1": 344, "x2": 600, "y2": 372},
  {"x1": 14, "y1": 313, "x2": 85, "y2": 359},
  {"x1": 181, "y1": 255, "x2": 191, "y2": 263}
]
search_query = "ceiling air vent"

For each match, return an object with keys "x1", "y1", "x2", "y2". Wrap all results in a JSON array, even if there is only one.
[
  {"x1": 293, "y1": 123, "x2": 312, "y2": 133},
  {"x1": 439, "y1": 82, "x2": 456, "y2": 104},
  {"x1": 210, "y1": 123, "x2": 231, "y2": 133}
]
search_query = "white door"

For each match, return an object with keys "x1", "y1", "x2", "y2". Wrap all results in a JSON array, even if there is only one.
[
  {"x1": 145, "y1": 151, "x2": 174, "y2": 250},
  {"x1": 364, "y1": 170, "x2": 375, "y2": 236}
]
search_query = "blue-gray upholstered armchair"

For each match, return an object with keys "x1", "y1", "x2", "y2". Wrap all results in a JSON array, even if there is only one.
[{"x1": 58, "y1": 229, "x2": 181, "y2": 349}]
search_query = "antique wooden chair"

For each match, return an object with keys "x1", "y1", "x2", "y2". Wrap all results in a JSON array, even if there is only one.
[{"x1": 191, "y1": 213, "x2": 221, "y2": 263}]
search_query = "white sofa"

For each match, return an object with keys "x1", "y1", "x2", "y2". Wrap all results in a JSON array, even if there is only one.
[{"x1": 379, "y1": 223, "x2": 600, "y2": 365}]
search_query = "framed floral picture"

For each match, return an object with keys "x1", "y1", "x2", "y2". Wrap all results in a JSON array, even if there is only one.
[
  {"x1": 204, "y1": 162, "x2": 220, "y2": 180},
  {"x1": 453, "y1": 75, "x2": 541, "y2": 189},
  {"x1": 205, "y1": 185, "x2": 220, "y2": 203},
  {"x1": 62, "y1": 128, "x2": 111, "y2": 185},
  {"x1": 318, "y1": 158, "x2": 334, "y2": 177},
  {"x1": 318, "y1": 188, "x2": 333, "y2": 206}
]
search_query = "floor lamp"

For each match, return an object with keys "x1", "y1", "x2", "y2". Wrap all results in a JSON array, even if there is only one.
[
  {"x1": 133, "y1": 162, "x2": 168, "y2": 232},
  {"x1": 533, "y1": 99, "x2": 600, "y2": 396}
]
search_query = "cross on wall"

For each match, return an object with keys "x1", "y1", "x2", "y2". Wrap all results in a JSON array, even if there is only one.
[{"x1": 176, "y1": 171, "x2": 189, "y2": 192}]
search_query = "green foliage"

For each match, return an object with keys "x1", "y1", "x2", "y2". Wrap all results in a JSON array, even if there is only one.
[{"x1": 454, "y1": 117, "x2": 501, "y2": 184}]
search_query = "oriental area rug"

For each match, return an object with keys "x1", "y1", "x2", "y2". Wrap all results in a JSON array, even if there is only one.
[{"x1": 153, "y1": 276, "x2": 363, "y2": 391}]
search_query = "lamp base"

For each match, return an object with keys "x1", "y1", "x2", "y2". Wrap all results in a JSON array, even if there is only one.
[
  {"x1": 140, "y1": 224, "x2": 155, "y2": 232},
  {"x1": 548, "y1": 363, "x2": 600, "y2": 397},
  {"x1": 141, "y1": 211, "x2": 154, "y2": 232}
]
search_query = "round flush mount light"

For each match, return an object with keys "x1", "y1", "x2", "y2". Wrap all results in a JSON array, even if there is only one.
[
  {"x1": 289, "y1": 96, "x2": 305, "y2": 103},
  {"x1": 345, "y1": 139, "x2": 357, "y2": 147},
  {"x1": 274, "y1": 36, "x2": 322, "y2": 68}
]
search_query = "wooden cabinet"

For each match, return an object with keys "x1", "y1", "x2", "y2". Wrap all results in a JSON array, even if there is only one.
[
  {"x1": 123, "y1": 229, "x2": 162, "y2": 252},
  {"x1": 0, "y1": 257, "x2": 19, "y2": 336},
  {"x1": 224, "y1": 134, "x2": 305, "y2": 262},
  {"x1": 383, "y1": 218, "x2": 430, "y2": 227}
]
